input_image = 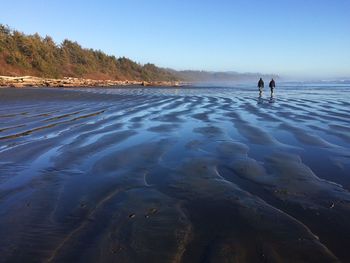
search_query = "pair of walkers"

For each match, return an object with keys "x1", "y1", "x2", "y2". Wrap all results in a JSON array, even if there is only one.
[{"x1": 258, "y1": 78, "x2": 275, "y2": 96}]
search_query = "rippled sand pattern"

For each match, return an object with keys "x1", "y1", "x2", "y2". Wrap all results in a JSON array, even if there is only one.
[{"x1": 0, "y1": 86, "x2": 349, "y2": 263}]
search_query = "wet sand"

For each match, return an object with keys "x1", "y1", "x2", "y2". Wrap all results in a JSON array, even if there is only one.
[{"x1": 0, "y1": 86, "x2": 349, "y2": 262}]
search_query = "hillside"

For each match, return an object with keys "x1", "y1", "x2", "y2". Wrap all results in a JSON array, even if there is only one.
[
  {"x1": 0, "y1": 24, "x2": 178, "y2": 81},
  {"x1": 0, "y1": 24, "x2": 277, "y2": 83}
]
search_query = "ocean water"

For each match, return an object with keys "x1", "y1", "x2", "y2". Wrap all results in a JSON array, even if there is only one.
[{"x1": 0, "y1": 83, "x2": 349, "y2": 262}]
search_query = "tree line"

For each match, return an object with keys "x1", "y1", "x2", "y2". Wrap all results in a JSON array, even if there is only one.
[{"x1": 0, "y1": 24, "x2": 178, "y2": 81}]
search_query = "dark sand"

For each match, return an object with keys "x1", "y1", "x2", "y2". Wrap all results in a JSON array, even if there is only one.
[{"x1": 0, "y1": 86, "x2": 349, "y2": 262}]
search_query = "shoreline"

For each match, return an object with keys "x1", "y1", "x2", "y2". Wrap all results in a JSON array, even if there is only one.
[{"x1": 0, "y1": 75, "x2": 186, "y2": 88}]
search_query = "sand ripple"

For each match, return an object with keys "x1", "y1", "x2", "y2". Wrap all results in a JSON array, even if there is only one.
[{"x1": 0, "y1": 87, "x2": 349, "y2": 262}]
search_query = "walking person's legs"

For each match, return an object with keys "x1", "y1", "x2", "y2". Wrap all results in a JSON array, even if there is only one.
[{"x1": 259, "y1": 87, "x2": 263, "y2": 96}]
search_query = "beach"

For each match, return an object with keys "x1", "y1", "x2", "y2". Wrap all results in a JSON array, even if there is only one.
[
  {"x1": 0, "y1": 85, "x2": 349, "y2": 262},
  {"x1": 0, "y1": 76, "x2": 182, "y2": 88}
]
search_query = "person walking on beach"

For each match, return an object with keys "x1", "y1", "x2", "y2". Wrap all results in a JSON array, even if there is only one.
[
  {"x1": 269, "y1": 78, "x2": 276, "y2": 96},
  {"x1": 258, "y1": 78, "x2": 264, "y2": 95}
]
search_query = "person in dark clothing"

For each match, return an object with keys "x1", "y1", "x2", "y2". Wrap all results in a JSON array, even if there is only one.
[
  {"x1": 269, "y1": 78, "x2": 276, "y2": 96},
  {"x1": 258, "y1": 78, "x2": 264, "y2": 95}
]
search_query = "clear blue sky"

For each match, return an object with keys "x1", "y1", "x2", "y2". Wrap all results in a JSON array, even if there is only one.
[{"x1": 1, "y1": 0, "x2": 349, "y2": 79}]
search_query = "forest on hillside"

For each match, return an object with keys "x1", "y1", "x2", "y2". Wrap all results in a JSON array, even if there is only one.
[
  {"x1": 0, "y1": 24, "x2": 277, "y2": 83},
  {"x1": 0, "y1": 24, "x2": 178, "y2": 81}
]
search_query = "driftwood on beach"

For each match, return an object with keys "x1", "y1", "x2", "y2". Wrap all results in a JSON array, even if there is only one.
[{"x1": 0, "y1": 75, "x2": 183, "y2": 88}]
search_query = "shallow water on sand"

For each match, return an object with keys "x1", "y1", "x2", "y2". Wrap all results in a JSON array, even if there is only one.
[{"x1": 0, "y1": 84, "x2": 349, "y2": 262}]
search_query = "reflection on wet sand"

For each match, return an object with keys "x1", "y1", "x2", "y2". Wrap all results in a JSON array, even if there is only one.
[{"x1": 0, "y1": 86, "x2": 349, "y2": 262}]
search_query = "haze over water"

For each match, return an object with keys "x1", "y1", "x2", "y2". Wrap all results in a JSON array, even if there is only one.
[{"x1": 0, "y1": 84, "x2": 349, "y2": 262}]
